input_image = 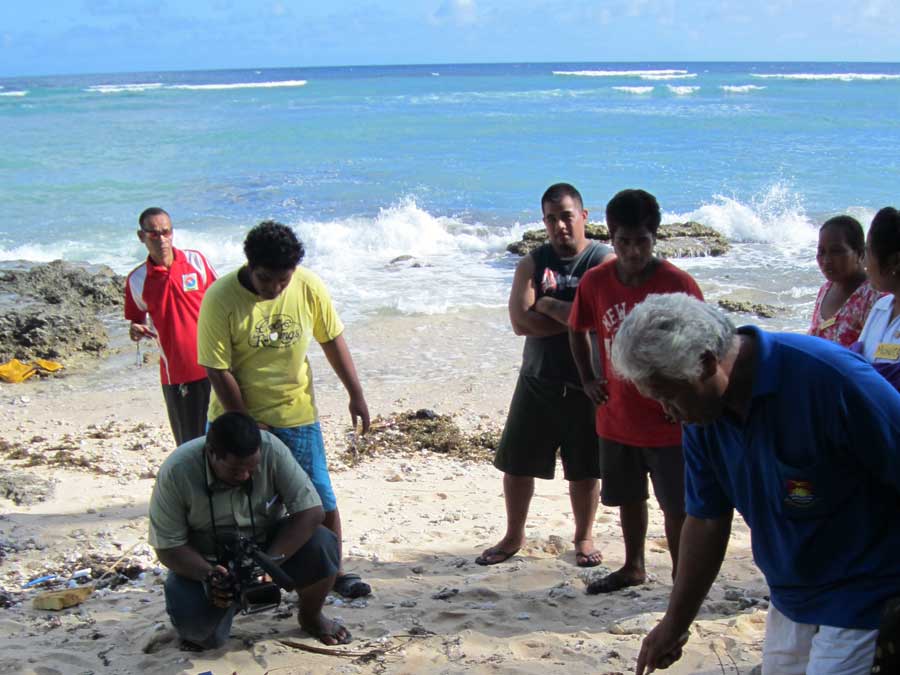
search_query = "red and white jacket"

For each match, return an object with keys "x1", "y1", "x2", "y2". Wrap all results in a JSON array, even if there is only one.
[{"x1": 124, "y1": 248, "x2": 216, "y2": 385}]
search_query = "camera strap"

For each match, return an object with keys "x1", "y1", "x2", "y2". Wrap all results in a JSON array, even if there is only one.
[{"x1": 204, "y1": 450, "x2": 258, "y2": 562}]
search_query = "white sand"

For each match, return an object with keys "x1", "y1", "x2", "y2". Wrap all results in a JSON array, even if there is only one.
[{"x1": 0, "y1": 309, "x2": 767, "y2": 674}]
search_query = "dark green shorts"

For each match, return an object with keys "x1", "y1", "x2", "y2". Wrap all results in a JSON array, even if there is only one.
[
  {"x1": 598, "y1": 438, "x2": 685, "y2": 516},
  {"x1": 493, "y1": 375, "x2": 600, "y2": 481}
]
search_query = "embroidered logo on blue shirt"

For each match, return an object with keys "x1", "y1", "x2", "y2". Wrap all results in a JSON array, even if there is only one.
[{"x1": 784, "y1": 480, "x2": 816, "y2": 508}]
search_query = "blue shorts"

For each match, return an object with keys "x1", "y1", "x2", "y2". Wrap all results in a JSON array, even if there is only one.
[{"x1": 270, "y1": 422, "x2": 338, "y2": 512}]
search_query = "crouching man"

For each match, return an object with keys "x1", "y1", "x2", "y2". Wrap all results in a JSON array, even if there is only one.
[
  {"x1": 611, "y1": 294, "x2": 900, "y2": 675},
  {"x1": 148, "y1": 412, "x2": 351, "y2": 649}
]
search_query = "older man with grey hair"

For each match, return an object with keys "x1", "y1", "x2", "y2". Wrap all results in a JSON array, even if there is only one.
[{"x1": 613, "y1": 293, "x2": 900, "y2": 675}]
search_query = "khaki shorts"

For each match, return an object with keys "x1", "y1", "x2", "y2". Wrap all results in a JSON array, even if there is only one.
[
  {"x1": 762, "y1": 604, "x2": 877, "y2": 675},
  {"x1": 598, "y1": 438, "x2": 685, "y2": 516},
  {"x1": 493, "y1": 375, "x2": 600, "y2": 481}
]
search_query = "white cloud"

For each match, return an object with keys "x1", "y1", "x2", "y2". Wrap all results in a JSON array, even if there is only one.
[{"x1": 432, "y1": 0, "x2": 478, "y2": 26}]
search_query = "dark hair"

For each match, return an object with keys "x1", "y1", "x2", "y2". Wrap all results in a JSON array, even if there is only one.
[
  {"x1": 868, "y1": 207, "x2": 900, "y2": 268},
  {"x1": 206, "y1": 412, "x2": 261, "y2": 459},
  {"x1": 541, "y1": 183, "x2": 583, "y2": 212},
  {"x1": 243, "y1": 220, "x2": 305, "y2": 270},
  {"x1": 820, "y1": 215, "x2": 864, "y2": 256},
  {"x1": 138, "y1": 207, "x2": 169, "y2": 229},
  {"x1": 605, "y1": 189, "x2": 661, "y2": 236}
]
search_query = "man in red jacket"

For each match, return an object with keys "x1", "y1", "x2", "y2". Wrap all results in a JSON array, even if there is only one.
[{"x1": 125, "y1": 207, "x2": 217, "y2": 445}]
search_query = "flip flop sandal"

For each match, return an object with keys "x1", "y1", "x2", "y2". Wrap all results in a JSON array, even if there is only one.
[
  {"x1": 333, "y1": 573, "x2": 371, "y2": 599},
  {"x1": 475, "y1": 546, "x2": 520, "y2": 566}
]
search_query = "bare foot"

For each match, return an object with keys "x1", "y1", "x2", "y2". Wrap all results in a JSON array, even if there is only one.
[
  {"x1": 586, "y1": 567, "x2": 646, "y2": 594},
  {"x1": 300, "y1": 613, "x2": 352, "y2": 645}
]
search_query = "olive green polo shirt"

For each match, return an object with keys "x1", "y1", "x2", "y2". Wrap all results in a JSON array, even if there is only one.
[{"x1": 148, "y1": 431, "x2": 321, "y2": 560}]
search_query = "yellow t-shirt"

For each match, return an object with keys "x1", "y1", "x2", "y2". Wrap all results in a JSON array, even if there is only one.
[{"x1": 197, "y1": 267, "x2": 344, "y2": 427}]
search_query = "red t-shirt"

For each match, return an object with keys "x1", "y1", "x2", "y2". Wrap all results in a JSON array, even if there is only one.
[
  {"x1": 569, "y1": 258, "x2": 704, "y2": 447},
  {"x1": 124, "y1": 248, "x2": 216, "y2": 385}
]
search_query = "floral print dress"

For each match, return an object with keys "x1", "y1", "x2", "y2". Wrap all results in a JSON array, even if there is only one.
[{"x1": 808, "y1": 280, "x2": 883, "y2": 347}]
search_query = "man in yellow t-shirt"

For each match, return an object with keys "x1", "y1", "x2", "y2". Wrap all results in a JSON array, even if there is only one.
[{"x1": 198, "y1": 220, "x2": 372, "y2": 598}]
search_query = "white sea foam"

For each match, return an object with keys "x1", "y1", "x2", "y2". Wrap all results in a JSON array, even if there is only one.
[
  {"x1": 667, "y1": 85, "x2": 699, "y2": 95},
  {"x1": 553, "y1": 69, "x2": 688, "y2": 77},
  {"x1": 406, "y1": 88, "x2": 604, "y2": 105},
  {"x1": 289, "y1": 198, "x2": 521, "y2": 319},
  {"x1": 751, "y1": 73, "x2": 900, "y2": 82},
  {"x1": 0, "y1": 241, "x2": 125, "y2": 269},
  {"x1": 668, "y1": 183, "x2": 817, "y2": 248},
  {"x1": 641, "y1": 73, "x2": 697, "y2": 81},
  {"x1": 720, "y1": 84, "x2": 765, "y2": 93},
  {"x1": 86, "y1": 83, "x2": 164, "y2": 93},
  {"x1": 0, "y1": 91, "x2": 28, "y2": 97},
  {"x1": 167, "y1": 80, "x2": 307, "y2": 91},
  {"x1": 613, "y1": 86, "x2": 654, "y2": 94}
]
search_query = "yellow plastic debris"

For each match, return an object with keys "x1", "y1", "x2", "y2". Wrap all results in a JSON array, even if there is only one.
[
  {"x1": 0, "y1": 359, "x2": 37, "y2": 383},
  {"x1": 0, "y1": 358, "x2": 64, "y2": 383},
  {"x1": 32, "y1": 586, "x2": 93, "y2": 611},
  {"x1": 32, "y1": 358, "x2": 63, "y2": 373}
]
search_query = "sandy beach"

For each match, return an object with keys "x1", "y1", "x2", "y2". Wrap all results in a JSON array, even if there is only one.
[{"x1": 0, "y1": 308, "x2": 768, "y2": 675}]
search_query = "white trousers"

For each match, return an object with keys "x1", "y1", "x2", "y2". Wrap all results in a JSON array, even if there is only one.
[{"x1": 762, "y1": 605, "x2": 878, "y2": 675}]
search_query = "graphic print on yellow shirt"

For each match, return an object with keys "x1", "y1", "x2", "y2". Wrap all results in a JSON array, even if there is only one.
[{"x1": 197, "y1": 267, "x2": 344, "y2": 428}]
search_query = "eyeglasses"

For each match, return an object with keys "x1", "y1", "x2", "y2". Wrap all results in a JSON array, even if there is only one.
[{"x1": 141, "y1": 227, "x2": 173, "y2": 240}]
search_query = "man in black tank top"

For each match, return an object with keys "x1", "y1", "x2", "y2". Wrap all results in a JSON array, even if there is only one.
[{"x1": 476, "y1": 183, "x2": 613, "y2": 568}]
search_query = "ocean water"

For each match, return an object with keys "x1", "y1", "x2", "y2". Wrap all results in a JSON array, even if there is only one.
[{"x1": 2, "y1": 62, "x2": 899, "y2": 330}]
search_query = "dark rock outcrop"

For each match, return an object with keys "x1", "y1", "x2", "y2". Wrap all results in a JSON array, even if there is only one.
[
  {"x1": 0, "y1": 260, "x2": 124, "y2": 363},
  {"x1": 506, "y1": 221, "x2": 730, "y2": 258},
  {"x1": 717, "y1": 298, "x2": 781, "y2": 319}
]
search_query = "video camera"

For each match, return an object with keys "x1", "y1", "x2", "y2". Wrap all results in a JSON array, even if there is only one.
[{"x1": 217, "y1": 536, "x2": 296, "y2": 615}]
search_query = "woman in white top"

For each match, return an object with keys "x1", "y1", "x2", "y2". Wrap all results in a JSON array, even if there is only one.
[{"x1": 856, "y1": 207, "x2": 900, "y2": 389}]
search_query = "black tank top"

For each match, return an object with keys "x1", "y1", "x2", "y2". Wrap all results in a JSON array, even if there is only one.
[{"x1": 520, "y1": 240, "x2": 611, "y2": 385}]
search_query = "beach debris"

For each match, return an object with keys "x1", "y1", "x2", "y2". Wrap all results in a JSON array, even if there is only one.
[
  {"x1": 431, "y1": 587, "x2": 459, "y2": 601},
  {"x1": 279, "y1": 631, "x2": 432, "y2": 661},
  {"x1": 0, "y1": 358, "x2": 64, "y2": 383},
  {"x1": 607, "y1": 614, "x2": 664, "y2": 636},
  {"x1": 32, "y1": 585, "x2": 93, "y2": 610},
  {"x1": 506, "y1": 221, "x2": 731, "y2": 258},
  {"x1": 22, "y1": 574, "x2": 59, "y2": 588},
  {"x1": 0, "y1": 470, "x2": 56, "y2": 505},
  {"x1": 0, "y1": 420, "x2": 167, "y2": 480},
  {"x1": 338, "y1": 410, "x2": 500, "y2": 466},
  {"x1": 0, "y1": 590, "x2": 20, "y2": 609}
]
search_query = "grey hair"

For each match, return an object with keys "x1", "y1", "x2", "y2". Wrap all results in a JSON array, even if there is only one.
[{"x1": 611, "y1": 293, "x2": 735, "y2": 384}]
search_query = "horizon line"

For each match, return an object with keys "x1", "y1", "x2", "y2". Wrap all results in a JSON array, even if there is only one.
[{"x1": 4, "y1": 58, "x2": 900, "y2": 81}]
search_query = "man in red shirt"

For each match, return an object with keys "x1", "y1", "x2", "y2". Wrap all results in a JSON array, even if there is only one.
[
  {"x1": 568, "y1": 189, "x2": 703, "y2": 594},
  {"x1": 125, "y1": 207, "x2": 217, "y2": 445}
]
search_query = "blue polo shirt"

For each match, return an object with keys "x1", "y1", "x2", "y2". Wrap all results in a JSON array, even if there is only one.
[{"x1": 684, "y1": 326, "x2": 900, "y2": 629}]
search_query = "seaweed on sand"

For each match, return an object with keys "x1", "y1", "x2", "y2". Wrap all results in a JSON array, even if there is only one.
[{"x1": 338, "y1": 409, "x2": 500, "y2": 467}]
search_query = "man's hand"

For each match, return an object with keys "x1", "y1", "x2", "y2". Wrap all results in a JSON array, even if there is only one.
[
  {"x1": 635, "y1": 619, "x2": 689, "y2": 674},
  {"x1": 129, "y1": 322, "x2": 157, "y2": 342},
  {"x1": 582, "y1": 377, "x2": 609, "y2": 406},
  {"x1": 204, "y1": 565, "x2": 236, "y2": 608},
  {"x1": 349, "y1": 394, "x2": 370, "y2": 434}
]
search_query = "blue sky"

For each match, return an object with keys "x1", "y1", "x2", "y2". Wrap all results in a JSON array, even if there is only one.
[{"x1": 2, "y1": 0, "x2": 899, "y2": 77}]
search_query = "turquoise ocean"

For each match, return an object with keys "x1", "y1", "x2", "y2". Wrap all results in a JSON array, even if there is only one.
[{"x1": 2, "y1": 62, "x2": 899, "y2": 329}]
